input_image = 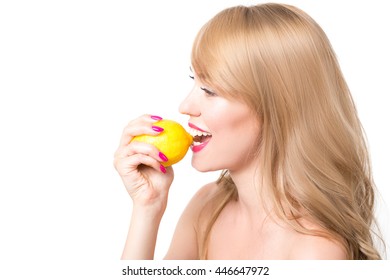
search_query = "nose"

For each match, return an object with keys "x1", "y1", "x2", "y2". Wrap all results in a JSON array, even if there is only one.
[{"x1": 179, "y1": 87, "x2": 200, "y2": 117}]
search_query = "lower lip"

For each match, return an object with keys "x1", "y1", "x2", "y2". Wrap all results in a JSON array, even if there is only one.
[{"x1": 191, "y1": 140, "x2": 210, "y2": 153}]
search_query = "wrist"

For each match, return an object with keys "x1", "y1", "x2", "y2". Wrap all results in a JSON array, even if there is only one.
[
  {"x1": 132, "y1": 202, "x2": 166, "y2": 222},
  {"x1": 123, "y1": 203, "x2": 164, "y2": 260}
]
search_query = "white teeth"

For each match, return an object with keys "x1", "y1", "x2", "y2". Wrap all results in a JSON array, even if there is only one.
[{"x1": 188, "y1": 127, "x2": 212, "y2": 137}]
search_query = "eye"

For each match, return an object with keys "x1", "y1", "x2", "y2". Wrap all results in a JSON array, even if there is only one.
[
  {"x1": 189, "y1": 74, "x2": 194, "y2": 80},
  {"x1": 200, "y1": 86, "x2": 217, "y2": 97}
]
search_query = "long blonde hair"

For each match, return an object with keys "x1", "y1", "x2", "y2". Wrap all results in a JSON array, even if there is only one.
[{"x1": 192, "y1": 3, "x2": 382, "y2": 259}]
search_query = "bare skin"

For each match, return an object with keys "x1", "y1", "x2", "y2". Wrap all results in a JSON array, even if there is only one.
[
  {"x1": 164, "y1": 183, "x2": 346, "y2": 260},
  {"x1": 115, "y1": 72, "x2": 346, "y2": 259}
]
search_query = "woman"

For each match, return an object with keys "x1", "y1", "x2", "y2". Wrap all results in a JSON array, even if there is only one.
[{"x1": 114, "y1": 3, "x2": 382, "y2": 259}]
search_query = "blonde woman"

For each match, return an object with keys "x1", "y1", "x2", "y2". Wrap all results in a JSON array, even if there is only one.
[{"x1": 114, "y1": 3, "x2": 382, "y2": 259}]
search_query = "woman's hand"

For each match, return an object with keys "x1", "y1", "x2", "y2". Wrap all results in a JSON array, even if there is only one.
[{"x1": 114, "y1": 115, "x2": 174, "y2": 214}]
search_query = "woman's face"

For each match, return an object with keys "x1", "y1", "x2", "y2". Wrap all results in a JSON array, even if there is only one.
[{"x1": 179, "y1": 72, "x2": 261, "y2": 173}]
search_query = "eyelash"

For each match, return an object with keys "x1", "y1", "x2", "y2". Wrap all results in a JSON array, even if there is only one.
[
  {"x1": 200, "y1": 87, "x2": 217, "y2": 96},
  {"x1": 189, "y1": 74, "x2": 217, "y2": 96}
]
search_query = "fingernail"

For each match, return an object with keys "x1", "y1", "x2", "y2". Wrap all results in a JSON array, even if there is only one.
[
  {"x1": 151, "y1": 115, "x2": 163, "y2": 121},
  {"x1": 160, "y1": 164, "x2": 166, "y2": 173},
  {"x1": 152, "y1": 126, "x2": 164, "y2": 132},
  {"x1": 159, "y1": 152, "x2": 168, "y2": 162}
]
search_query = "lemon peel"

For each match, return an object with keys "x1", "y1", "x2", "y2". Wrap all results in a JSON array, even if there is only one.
[{"x1": 132, "y1": 120, "x2": 193, "y2": 167}]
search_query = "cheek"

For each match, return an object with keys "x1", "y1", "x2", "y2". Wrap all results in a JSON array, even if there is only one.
[
  {"x1": 204, "y1": 102, "x2": 260, "y2": 169},
  {"x1": 216, "y1": 118, "x2": 259, "y2": 165},
  {"x1": 210, "y1": 101, "x2": 258, "y2": 141}
]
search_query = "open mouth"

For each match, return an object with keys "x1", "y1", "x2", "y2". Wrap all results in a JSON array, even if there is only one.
[
  {"x1": 188, "y1": 127, "x2": 212, "y2": 146},
  {"x1": 187, "y1": 123, "x2": 212, "y2": 152}
]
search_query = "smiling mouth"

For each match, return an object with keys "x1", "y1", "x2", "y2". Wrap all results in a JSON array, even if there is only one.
[{"x1": 188, "y1": 127, "x2": 212, "y2": 146}]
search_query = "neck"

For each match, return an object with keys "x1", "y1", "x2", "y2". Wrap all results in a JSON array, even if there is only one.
[{"x1": 228, "y1": 161, "x2": 269, "y2": 219}]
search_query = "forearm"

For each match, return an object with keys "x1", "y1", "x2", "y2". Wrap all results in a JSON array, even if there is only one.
[{"x1": 121, "y1": 206, "x2": 164, "y2": 260}]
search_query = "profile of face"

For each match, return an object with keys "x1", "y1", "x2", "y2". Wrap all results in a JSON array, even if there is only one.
[{"x1": 179, "y1": 71, "x2": 260, "y2": 173}]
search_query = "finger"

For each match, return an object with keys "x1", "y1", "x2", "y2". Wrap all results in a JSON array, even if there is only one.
[
  {"x1": 118, "y1": 114, "x2": 164, "y2": 148},
  {"x1": 115, "y1": 141, "x2": 167, "y2": 164},
  {"x1": 116, "y1": 153, "x2": 164, "y2": 175}
]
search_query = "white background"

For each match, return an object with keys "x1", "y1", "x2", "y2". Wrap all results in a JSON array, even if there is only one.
[{"x1": 0, "y1": 0, "x2": 389, "y2": 279}]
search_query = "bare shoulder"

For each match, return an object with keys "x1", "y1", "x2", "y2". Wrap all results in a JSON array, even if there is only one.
[
  {"x1": 164, "y1": 181, "x2": 219, "y2": 260},
  {"x1": 182, "y1": 181, "x2": 222, "y2": 217},
  {"x1": 290, "y1": 235, "x2": 346, "y2": 260},
  {"x1": 288, "y1": 223, "x2": 347, "y2": 260},
  {"x1": 176, "y1": 180, "x2": 220, "y2": 224},
  {"x1": 192, "y1": 181, "x2": 220, "y2": 206}
]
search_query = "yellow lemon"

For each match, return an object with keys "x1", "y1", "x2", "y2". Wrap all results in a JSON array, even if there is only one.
[{"x1": 132, "y1": 120, "x2": 193, "y2": 167}]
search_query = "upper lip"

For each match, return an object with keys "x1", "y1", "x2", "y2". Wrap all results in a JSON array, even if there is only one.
[
  {"x1": 188, "y1": 122, "x2": 212, "y2": 139},
  {"x1": 188, "y1": 122, "x2": 210, "y2": 133}
]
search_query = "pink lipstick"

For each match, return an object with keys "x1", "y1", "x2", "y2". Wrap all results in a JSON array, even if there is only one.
[
  {"x1": 188, "y1": 122, "x2": 212, "y2": 153},
  {"x1": 188, "y1": 122, "x2": 208, "y2": 132}
]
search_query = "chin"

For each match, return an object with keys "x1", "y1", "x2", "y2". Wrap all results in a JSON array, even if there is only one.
[{"x1": 191, "y1": 159, "x2": 221, "y2": 173}]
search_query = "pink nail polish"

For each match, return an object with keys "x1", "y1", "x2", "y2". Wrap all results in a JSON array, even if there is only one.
[
  {"x1": 160, "y1": 164, "x2": 166, "y2": 173},
  {"x1": 151, "y1": 115, "x2": 163, "y2": 121},
  {"x1": 159, "y1": 152, "x2": 168, "y2": 162},
  {"x1": 152, "y1": 126, "x2": 164, "y2": 132}
]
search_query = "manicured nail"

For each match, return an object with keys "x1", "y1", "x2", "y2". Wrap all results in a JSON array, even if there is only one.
[
  {"x1": 160, "y1": 164, "x2": 166, "y2": 173},
  {"x1": 152, "y1": 126, "x2": 164, "y2": 132},
  {"x1": 159, "y1": 152, "x2": 168, "y2": 162},
  {"x1": 151, "y1": 115, "x2": 163, "y2": 121}
]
